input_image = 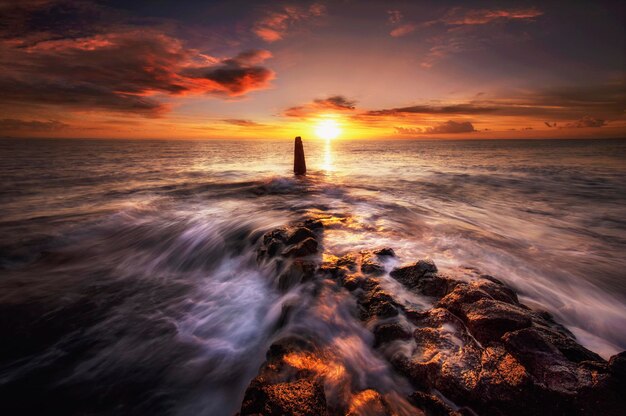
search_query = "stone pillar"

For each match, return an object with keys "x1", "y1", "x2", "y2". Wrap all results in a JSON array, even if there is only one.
[{"x1": 294, "y1": 136, "x2": 306, "y2": 175}]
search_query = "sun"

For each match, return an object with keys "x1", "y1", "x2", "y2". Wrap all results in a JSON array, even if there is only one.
[{"x1": 315, "y1": 119, "x2": 341, "y2": 140}]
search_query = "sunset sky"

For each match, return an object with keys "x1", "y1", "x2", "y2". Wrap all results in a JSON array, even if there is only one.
[{"x1": 0, "y1": 0, "x2": 624, "y2": 139}]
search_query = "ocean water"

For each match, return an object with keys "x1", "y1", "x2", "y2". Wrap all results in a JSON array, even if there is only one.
[{"x1": 1, "y1": 137, "x2": 625, "y2": 414}]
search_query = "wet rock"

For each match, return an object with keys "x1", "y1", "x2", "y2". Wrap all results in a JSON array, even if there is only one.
[
  {"x1": 462, "y1": 299, "x2": 533, "y2": 344},
  {"x1": 336, "y1": 253, "x2": 358, "y2": 271},
  {"x1": 278, "y1": 260, "x2": 316, "y2": 291},
  {"x1": 241, "y1": 378, "x2": 327, "y2": 416},
  {"x1": 303, "y1": 218, "x2": 323, "y2": 230},
  {"x1": 390, "y1": 260, "x2": 452, "y2": 297},
  {"x1": 373, "y1": 322, "x2": 412, "y2": 347},
  {"x1": 283, "y1": 237, "x2": 319, "y2": 258},
  {"x1": 471, "y1": 279, "x2": 519, "y2": 305},
  {"x1": 361, "y1": 261, "x2": 385, "y2": 276},
  {"x1": 609, "y1": 351, "x2": 626, "y2": 377},
  {"x1": 374, "y1": 247, "x2": 396, "y2": 257},
  {"x1": 391, "y1": 260, "x2": 438, "y2": 286},
  {"x1": 286, "y1": 227, "x2": 316, "y2": 245},
  {"x1": 240, "y1": 337, "x2": 328, "y2": 416},
  {"x1": 359, "y1": 287, "x2": 399, "y2": 319}
]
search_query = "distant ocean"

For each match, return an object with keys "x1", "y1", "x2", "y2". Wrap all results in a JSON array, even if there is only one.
[{"x1": 1, "y1": 137, "x2": 625, "y2": 414}]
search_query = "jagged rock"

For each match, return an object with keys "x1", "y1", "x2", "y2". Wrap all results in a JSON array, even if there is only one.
[
  {"x1": 462, "y1": 299, "x2": 533, "y2": 344},
  {"x1": 240, "y1": 337, "x2": 328, "y2": 416},
  {"x1": 249, "y1": 228, "x2": 626, "y2": 416},
  {"x1": 241, "y1": 378, "x2": 327, "y2": 416},
  {"x1": 283, "y1": 237, "x2": 319, "y2": 258},
  {"x1": 390, "y1": 260, "x2": 452, "y2": 297},
  {"x1": 303, "y1": 218, "x2": 323, "y2": 230},
  {"x1": 374, "y1": 247, "x2": 396, "y2": 257},
  {"x1": 391, "y1": 260, "x2": 438, "y2": 286},
  {"x1": 286, "y1": 227, "x2": 316, "y2": 245},
  {"x1": 609, "y1": 351, "x2": 626, "y2": 377},
  {"x1": 373, "y1": 322, "x2": 412, "y2": 347},
  {"x1": 359, "y1": 286, "x2": 399, "y2": 319}
]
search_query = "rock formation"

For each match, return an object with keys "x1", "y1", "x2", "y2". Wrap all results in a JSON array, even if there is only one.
[{"x1": 241, "y1": 218, "x2": 626, "y2": 415}]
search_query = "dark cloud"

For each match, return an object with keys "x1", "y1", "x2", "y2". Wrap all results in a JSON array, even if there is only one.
[
  {"x1": 367, "y1": 103, "x2": 497, "y2": 116},
  {"x1": 425, "y1": 120, "x2": 476, "y2": 134},
  {"x1": 284, "y1": 95, "x2": 357, "y2": 118},
  {"x1": 365, "y1": 84, "x2": 625, "y2": 120},
  {"x1": 564, "y1": 116, "x2": 607, "y2": 128},
  {"x1": 314, "y1": 95, "x2": 356, "y2": 110},
  {"x1": 0, "y1": 29, "x2": 275, "y2": 115},
  {"x1": 222, "y1": 119, "x2": 266, "y2": 127},
  {"x1": 0, "y1": 118, "x2": 68, "y2": 131},
  {"x1": 394, "y1": 121, "x2": 476, "y2": 135},
  {"x1": 0, "y1": 1, "x2": 275, "y2": 116}
]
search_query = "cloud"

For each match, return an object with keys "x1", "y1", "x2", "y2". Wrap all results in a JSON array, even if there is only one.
[
  {"x1": 284, "y1": 95, "x2": 357, "y2": 118},
  {"x1": 366, "y1": 85, "x2": 625, "y2": 120},
  {"x1": 390, "y1": 24, "x2": 417, "y2": 38},
  {"x1": 425, "y1": 120, "x2": 476, "y2": 134},
  {"x1": 0, "y1": 30, "x2": 275, "y2": 116},
  {"x1": 442, "y1": 7, "x2": 543, "y2": 25},
  {"x1": 564, "y1": 116, "x2": 607, "y2": 128},
  {"x1": 394, "y1": 126, "x2": 422, "y2": 135},
  {"x1": 0, "y1": 118, "x2": 68, "y2": 131},
  {"x1": 222, "y1": 119, "x2": 266, "y2": 127},
  {"x1": 253, "y1": 3, "x2": 326, "y2": 42},
  {"x1": 417, "y1": 7, "x2": 543, "y2": 67},
  {"x1": 387, "y1": 10, "x2": 403, "y2": 25},
  {"x1": 367, "y1": 103, "x2": 497, "y2": 116},
  {"x1": 394, "y1": 121, "x2": 476, "y2": 135}
]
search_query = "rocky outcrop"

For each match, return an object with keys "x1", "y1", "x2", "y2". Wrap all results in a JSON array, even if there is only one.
[{"x1": 241, "y1": 221, "x2": 626, "y2": 416}]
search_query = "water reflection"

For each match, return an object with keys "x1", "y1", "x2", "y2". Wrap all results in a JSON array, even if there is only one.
[{"x1": 322, "y1": 138, "x2": 333, "y2": 172}]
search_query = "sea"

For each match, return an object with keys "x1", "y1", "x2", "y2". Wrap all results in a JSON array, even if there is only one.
[{"x1": 1, "y1": 137, "x2": 625, "y2": 414}]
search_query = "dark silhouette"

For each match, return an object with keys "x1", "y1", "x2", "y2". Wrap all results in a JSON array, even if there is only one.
[{"x1": 294, "y1": 136, "x2": 306, "y2": 175}]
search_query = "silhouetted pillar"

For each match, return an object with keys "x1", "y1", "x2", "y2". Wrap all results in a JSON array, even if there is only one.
[{"x1": 294, "y1": 136, "x2": 306, "y2": 175}]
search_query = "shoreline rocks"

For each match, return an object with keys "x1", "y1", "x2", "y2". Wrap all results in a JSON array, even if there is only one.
[{"x1": 240, "y1": 220, "x2": 626, "y2": 415}]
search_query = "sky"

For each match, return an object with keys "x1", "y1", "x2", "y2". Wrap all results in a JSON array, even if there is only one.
[{"x1": 0, "y1": 0, "x2": 624, "y2": 139}]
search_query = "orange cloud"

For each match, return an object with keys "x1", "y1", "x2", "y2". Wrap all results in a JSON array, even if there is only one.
[
  {"x1": 253, "y1": 3, "x2": 326, "y2": 42},
  {"x1": 390, "y1": 23, "x2": 417, "y2": 37},
  {"x1": 0, "y1": 31, "x2": 275, "y2": 116},
  {"x1": 443, "y1": 8, "x2": 543, "y2": 25}
]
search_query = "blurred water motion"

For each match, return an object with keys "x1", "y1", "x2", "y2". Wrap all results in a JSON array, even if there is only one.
[{"x1": 1, "y1": 137, "x2": 625, "y2": 415}]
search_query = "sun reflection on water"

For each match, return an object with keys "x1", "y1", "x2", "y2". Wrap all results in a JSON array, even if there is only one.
[{"x1": 322, "y1": 138, "x2": 333, "y2": 172}]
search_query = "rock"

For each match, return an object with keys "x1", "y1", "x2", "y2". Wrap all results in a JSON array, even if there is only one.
[
  {"x1": 390, "y1": 260, "x2": 452, "y2": 297},
  {"x1": 374, "y1": 247, "x2": 396, "y2": 257},
  {"x1": 609, "y1": 351, "x2": 626, "y2": 377},
  {"x1": 283, "y1": 237, "x2": 319, "y2": 258},
  {"x1": 390, "y1": 260, "x2": 438, "y2": 287},
  {"x1": 361, "y1": 261, "x2": 385, "y2": 276},
  {"x1": 359, "y1": 287, "x2": 399, "y2": 319},
  {"x1": 373, "y1": 322, "x2": 412, "y2": 347},
  {"x1": 240, "y1": 378, "x2": 327, "y2": 416},
  {"x1": 240, "y1": 337, "x2": 328, "y2": 416},
  {"x1": 347, "y1": 389, "x2": 391, "y2": 416},
  {"x1": 303, "y1": 218, "x2": 323, "y2": 230},
  {"x1": 461, "y1": 299, "x2": 533, "y2": 344},
  {"x1": 286, "y1": 227, "x2": 316, "y2": 245}
]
